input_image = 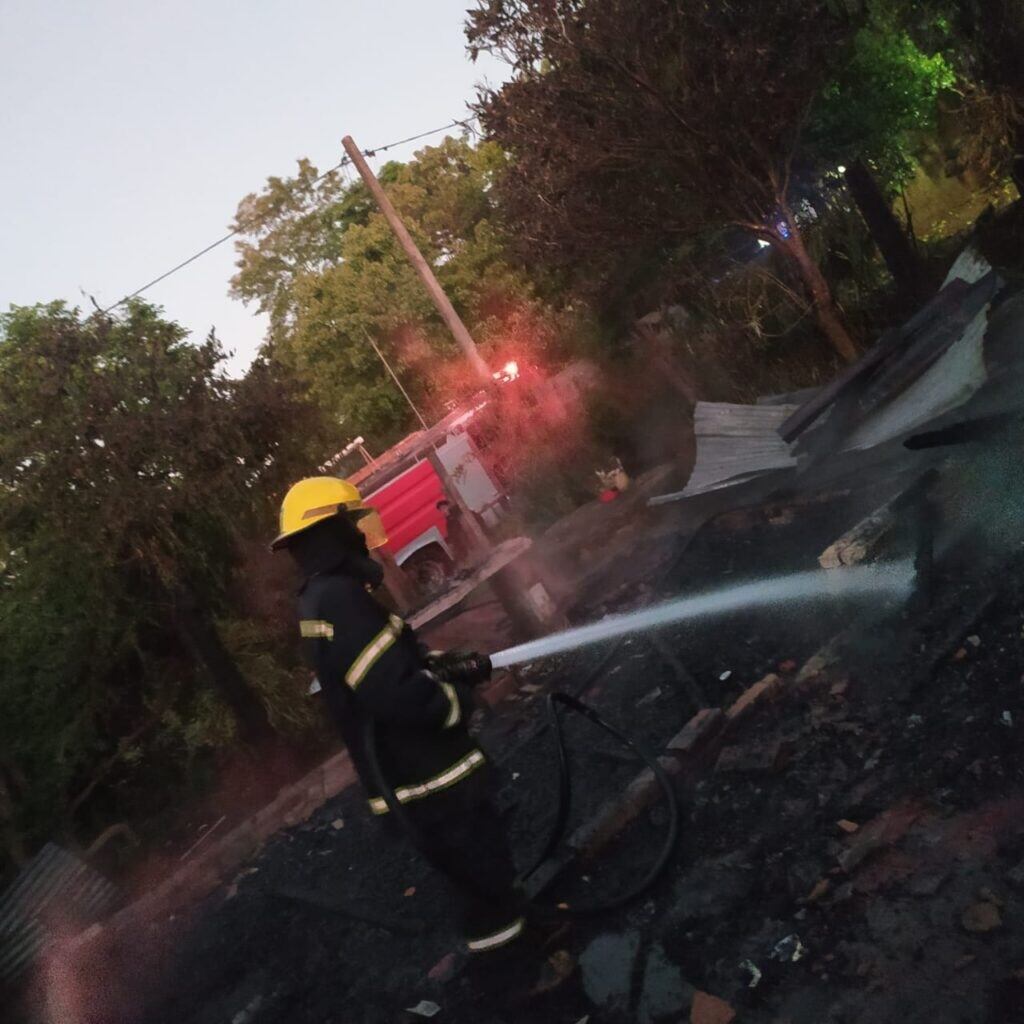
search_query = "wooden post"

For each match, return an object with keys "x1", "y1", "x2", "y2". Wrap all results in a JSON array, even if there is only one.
[
  {"x1": 490, "y1": 566, "x2": 549, "y2": 639},
  {"x1": 341, "y1": 136, "x2": 492, "y2": 384},
  {"x1": 426, "y1": 449, "x2": 566, "y2": 640}
]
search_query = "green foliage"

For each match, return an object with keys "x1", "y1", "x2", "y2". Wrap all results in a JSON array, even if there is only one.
[
  {"x1": 809, "y1": 10, "x2": 955, "y2": 186},
  {"x1": 218, "y1": 618, "x2": 316, "y2": 737},
  {"x1": 231, "y1": 159, "x2": 378, "y2": 344},
  {"x1": 939, "y1": 0, "x2": 1024, "y2": 189},
  {"x1": 231, "y1": 137, "x2": 555, "y2": 447},
  {"x1": 507, "y1": 450, "x2": 601, "y2": 528},
  {"x1": 0, "y1": 303, "x2": 321, "y2": 864}
]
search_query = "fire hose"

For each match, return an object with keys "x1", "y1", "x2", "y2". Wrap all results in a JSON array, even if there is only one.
[{"x1": 363, "y1": 669, "x2": 680, "y2": 916}]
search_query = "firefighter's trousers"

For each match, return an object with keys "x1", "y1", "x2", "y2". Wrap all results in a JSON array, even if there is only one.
[{"x1": 400, "y1": 789, "x2": 526, "y2": 954}]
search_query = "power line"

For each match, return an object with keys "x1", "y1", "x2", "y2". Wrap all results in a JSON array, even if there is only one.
[
  {"x1": 100, "y1": 156, "x2": 347, "y2": 314},
  {"x1": 361, "y1": 118, "x2": 476, "y2": 157},
  {"x1": 103, "y1": 231, "x2": 238, "y2": 311},
  {"x1": 100, "y1": 117, "x2": 477, "y2": 315}
]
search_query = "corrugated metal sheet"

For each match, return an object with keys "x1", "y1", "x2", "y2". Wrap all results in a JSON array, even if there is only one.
[
  {"x1": 0, "y1": 843, "x2": 120, "y2": 986},
  {"x1": 649, "y1": 402, "x2": 797, "y2": 505}
]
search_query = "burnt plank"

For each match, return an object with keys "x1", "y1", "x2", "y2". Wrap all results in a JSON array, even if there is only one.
[{"x1": 857, "y1": 270, "x2": 1001, "y2": 412}]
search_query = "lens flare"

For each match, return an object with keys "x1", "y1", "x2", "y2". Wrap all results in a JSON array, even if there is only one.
[{"x1": 492, "y1": 360, "x2": 520, "y2": 383}]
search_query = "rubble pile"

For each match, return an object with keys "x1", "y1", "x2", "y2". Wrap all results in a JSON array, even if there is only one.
[{"x1": 649, "y1": 572, "x2": 1024, "y2": 1023}]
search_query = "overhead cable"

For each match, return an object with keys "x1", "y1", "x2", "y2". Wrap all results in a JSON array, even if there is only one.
[{"x1": 101, "y1": 118, "x2": 476, "y2": 314}]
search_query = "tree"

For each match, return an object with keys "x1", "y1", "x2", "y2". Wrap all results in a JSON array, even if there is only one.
[
  {"x1": 943, "y1": 0, "x2": 1024, "y2": 193},
  {"x1": 231, "y1": 138, "x2": 552, "y2": 444},
  {"x1": 467, "y1": 0, "x2": 861, "y2": 362},
  {"x1": 0, "y1": 302, "x2": 319, "y2": 863},
  {"x1": 806, "y1": 2, "x2": 955, "y2": 298},
  {"x1": 231, "y1": 158, "x2": 378, "y2": 349}
]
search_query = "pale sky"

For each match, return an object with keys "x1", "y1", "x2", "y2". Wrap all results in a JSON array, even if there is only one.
[{"x1": 0, "y1": 0, "x2": 508, "y2": 372}]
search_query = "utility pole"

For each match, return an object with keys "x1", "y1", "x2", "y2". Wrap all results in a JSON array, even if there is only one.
[{"x1": 341, "y1": 135, "x2": 492, "y2": 384}]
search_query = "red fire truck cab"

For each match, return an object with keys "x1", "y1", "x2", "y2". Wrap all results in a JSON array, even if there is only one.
[
  {"x1": 363, "y1": 458, "x2": 453, "y2": 592},
  {"x1": 341, "y1": 406, "x2": 505, "y2": 594}
]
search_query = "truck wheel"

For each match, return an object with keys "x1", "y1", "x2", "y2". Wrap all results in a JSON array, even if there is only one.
[{"x1": 404, "y1": 550, "x2": 452, "y2": 596}]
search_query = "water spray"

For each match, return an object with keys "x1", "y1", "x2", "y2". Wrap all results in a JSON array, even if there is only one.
[{"x1": 491, "y1": 561, "x2": 916, "y2": 670}]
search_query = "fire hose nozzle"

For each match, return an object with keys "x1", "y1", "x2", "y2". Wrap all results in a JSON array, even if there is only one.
[{"x1": 429, "y1": 651, "x2": 493, "y2": 686}]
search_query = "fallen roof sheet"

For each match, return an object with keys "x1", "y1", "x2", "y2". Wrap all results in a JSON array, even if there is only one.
[
  {"x1": 843, "y1": 280, "x2": 993, "y2": 450},
  {"x1": 839, "y1": 249, "x2": 1000, "y2": 450},
  {"x1": 648, "y1": 246, "x2": 1013, "y2": 511},
  {"x1": 649, "y1": 402, "x2": 797, "y2": 506}
]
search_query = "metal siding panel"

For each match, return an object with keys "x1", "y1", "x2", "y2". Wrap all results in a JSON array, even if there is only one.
[{"x1": 0, "y1": 844, "x2": 121, "y2": 986}]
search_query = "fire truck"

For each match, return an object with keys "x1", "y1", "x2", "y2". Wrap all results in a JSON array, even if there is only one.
[
  {"x1": 322, "y1": 360, "x2": 596, "y2": 595},
  {"x1": 324, "y1": 394, "x2": 506, "y2": 594}
]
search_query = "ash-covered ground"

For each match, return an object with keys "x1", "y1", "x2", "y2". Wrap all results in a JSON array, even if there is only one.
[{"x1": 21, "y1": 472, "x2": 1024, "y2": 1024}]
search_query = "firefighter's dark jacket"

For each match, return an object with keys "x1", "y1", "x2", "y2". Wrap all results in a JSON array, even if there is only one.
[{"x1": 298, "y1": 563, "x2": 483, "y2": 816}]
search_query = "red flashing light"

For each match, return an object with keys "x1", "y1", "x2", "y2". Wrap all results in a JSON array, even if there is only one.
[{"x1": 493, "y1": 359, "x2": 520, "y2": 383}]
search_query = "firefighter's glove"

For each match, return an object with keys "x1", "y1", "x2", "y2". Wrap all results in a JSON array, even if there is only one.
[{"x1": 427, "y1": 649, "x2": 493, "y2": 687}]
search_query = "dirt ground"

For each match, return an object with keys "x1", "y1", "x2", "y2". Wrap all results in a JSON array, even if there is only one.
[{"x1": 17, "y1": 451, "x2": 1024, "y2": 1024}]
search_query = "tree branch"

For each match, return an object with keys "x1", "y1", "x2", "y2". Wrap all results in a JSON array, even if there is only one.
[{"x1": 68, "y1": 694, "x2": 172, "y2": 818}]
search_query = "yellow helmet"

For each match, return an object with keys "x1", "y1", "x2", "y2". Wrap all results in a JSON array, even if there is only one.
[{"x1": 271, "y1": 477, "x2": 387, "y2": 551}]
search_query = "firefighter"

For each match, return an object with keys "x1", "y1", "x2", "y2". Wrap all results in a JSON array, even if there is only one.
[{"x1": 271, "y1": 477, "x2": 530, "y2": 964}]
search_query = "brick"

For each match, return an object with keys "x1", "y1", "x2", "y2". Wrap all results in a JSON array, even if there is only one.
[
  {"x1": 185, "y1": 867, "x2": 222, "y2": 902},
  {"x1": 156, "y1": 866, "x2": 210, "y2": 912},
  {"x1": 569, "y1": 771, "x2": 653, "y2": 856},
  {"x1": 304, "y1": 773, "x2": 326, "y2": 809},
  {"x1": 267, "y1": 783, "x2": 302, "y2": 813},
  {"x1": 725, "y1": 673, "x2": 782, "y2": 724},
  {"x1": 667, "y1": 708, "x2": 725, "y2": 758},
  {"x1": 182, "y1": 844, "x2": 225, "y2": 886},
  {"x1": 67, "y1": 923, "x2": 104, "y2": 954},
  {"x1": 567, "y1": 753, "x2": 680, "y2": 858},
  {"x1": 691, "y1": 990, "x2": 736, "y2": 1024},
  {"x1": 962, "y1": 901, "x2": 1002, "y2": 932},
  {"x1": 269, "y1": 784, "x2": 312, "y2": 828},
  {"x1": 284, "y1": 797, "x2": 316, "y2": 828},
  {"x1": 838, "y1": 802, "x2": 921, "y2": 873},
  {"x1": 428, "y1": 952, "x2": 459, "y2": 982},
  {"x1": 251, "y1": 800, "x2": 287, "y2": 841},
  {"x1": 796, "y1": 653, "x2": 831, "y2": 685}
]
